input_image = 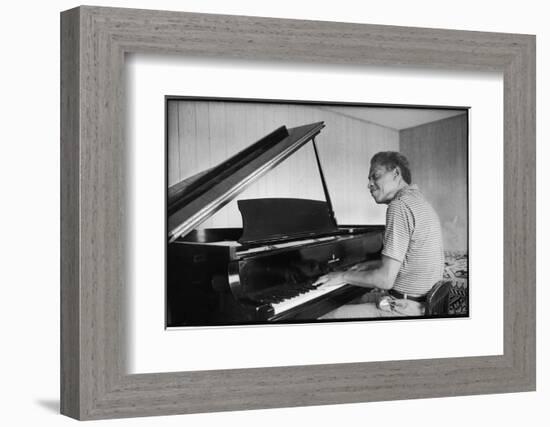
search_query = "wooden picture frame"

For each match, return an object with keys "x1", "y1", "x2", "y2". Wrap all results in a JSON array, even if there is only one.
[{"x1": 60, "y1": 6, "x2": 535, "y2": 420}]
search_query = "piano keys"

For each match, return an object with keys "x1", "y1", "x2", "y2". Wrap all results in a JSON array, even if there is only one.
[{"x1": 167, "y1": 122, "x2": 385, "y2": 327}]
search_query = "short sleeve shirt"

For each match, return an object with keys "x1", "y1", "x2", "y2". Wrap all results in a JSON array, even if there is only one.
[{"x1": 381, "y1": 185, "x2": 444, "y2": 296}]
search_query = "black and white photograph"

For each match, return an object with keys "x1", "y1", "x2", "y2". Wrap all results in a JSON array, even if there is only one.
[
  {"x1": 2, "y1": 0, "x2": 542, "y2": 424},
  {"x1": 166, "y1": 97, "x2": 469, "y2": 327}
]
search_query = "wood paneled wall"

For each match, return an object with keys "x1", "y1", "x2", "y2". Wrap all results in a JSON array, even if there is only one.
[
  {"x1": 167, "y1": 100, "x2": 399, "y2": 228},
  {"x1": 400, "y1": 113, "x2": 468, "y2": 252}
]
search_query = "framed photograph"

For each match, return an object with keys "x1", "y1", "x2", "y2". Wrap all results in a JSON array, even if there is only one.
[{"x1": 61, "y1": 6, "x2": 535, "y2": 420}]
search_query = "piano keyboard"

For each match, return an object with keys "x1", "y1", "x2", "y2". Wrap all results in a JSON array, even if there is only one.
[
  {"x1": 270, "y1": 280, "x2": 348, "y2": 315},
  {"x1": 244, "y1": 263, "x2": 379, "y2": 320}
]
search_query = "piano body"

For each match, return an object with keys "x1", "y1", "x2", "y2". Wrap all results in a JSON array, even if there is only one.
[{"x1": 167, "y1": 122, "x2": 384, "y2": 327}]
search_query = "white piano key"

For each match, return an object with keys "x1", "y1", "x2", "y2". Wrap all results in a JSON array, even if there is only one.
[{"x1": 271, "y1": 280, "x2": 348, "y2": 315}]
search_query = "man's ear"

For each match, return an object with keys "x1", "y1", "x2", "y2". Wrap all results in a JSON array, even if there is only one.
[{"x1": 393, "y1": 166, "x2": 401, "y2": 179}]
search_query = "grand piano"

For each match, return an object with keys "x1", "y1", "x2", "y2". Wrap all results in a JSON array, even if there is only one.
[{"x1": 167, "y1": 122, "x2": 384, "y2": 327}]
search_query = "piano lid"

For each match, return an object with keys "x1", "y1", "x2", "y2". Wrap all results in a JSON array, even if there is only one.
[{"x1": 168, "y1": 122, "x2": 325, "y2": 243}]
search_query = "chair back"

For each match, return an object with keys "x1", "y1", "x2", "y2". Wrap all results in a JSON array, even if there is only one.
[{"x1": 425, "y1": 280, "x2": 452, "y2": 316}]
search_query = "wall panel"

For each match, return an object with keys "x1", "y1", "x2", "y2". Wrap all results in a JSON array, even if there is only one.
[{"x1": 400, "y1": 113, "x2": 468, "y2": 252}]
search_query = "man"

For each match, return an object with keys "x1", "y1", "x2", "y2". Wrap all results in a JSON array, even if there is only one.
[{"x1": 320, "y1": 151, "x2": 444, "y2": 318}]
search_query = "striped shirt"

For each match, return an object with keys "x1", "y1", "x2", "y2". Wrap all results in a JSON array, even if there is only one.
[{"x1": 382, "y1": 185, "x2": 444, "y2": 296}]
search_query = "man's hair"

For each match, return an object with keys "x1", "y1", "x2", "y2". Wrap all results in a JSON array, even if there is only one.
[{"x1": 370, "y1": 151, "x2": 412, "y2": 184}]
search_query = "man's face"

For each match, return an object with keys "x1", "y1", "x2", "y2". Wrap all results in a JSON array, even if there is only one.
[{"x1": 368, "y1": 163, "x2": 400, "y2": 204}]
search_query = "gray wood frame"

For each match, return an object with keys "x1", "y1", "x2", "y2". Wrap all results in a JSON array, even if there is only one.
[{"x1": 60, "y1": 6, "x2": 536, "y2": 420}]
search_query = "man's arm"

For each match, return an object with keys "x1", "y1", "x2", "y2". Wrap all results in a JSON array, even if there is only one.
[{"x1": 320, "y1": 255, "x2": 401, "y2": 290}]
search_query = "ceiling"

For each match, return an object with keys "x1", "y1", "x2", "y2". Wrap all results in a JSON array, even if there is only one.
[{"x1": 319, "y1": 106, "x2": 468, "y2": 131}]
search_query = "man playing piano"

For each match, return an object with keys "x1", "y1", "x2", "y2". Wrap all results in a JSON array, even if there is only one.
[{"x1": 320, "y1": 151, "x2": 444, "y2": 319}]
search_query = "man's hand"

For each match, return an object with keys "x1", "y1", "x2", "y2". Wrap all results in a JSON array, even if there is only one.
[
  {"x1": 317, "y1": 261, "x2": 379, "y2": 287},
  {"x1": 319, "y1": 256, "x2": 402, "y2": 290},
  {"x1": 314, "y1": 271, "x2": 347, "y2": 288}
]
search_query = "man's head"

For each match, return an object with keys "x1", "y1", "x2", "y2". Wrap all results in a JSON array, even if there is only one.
[{"x1": 368, "y1": 151, "x2": 411, "y2": 204}]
